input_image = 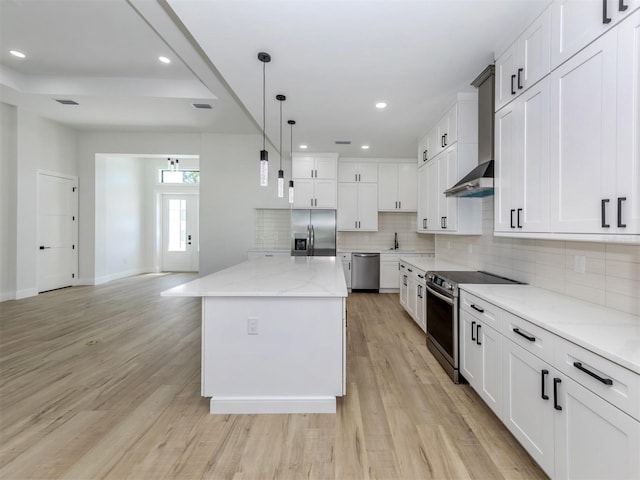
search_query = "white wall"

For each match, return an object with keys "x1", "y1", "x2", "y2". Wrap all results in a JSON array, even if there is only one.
[
  {"x1": 436, "y1": 197, "x2": 640, "y2": 316},
  {"x1": 200, "y1": 133, "x2": 288, "y2": 274},
  {"x1": 76, "y1": 132, "x2": 200, "y2": 283},
  {"x1": 13, "y1": 109, "x2": 77, "y2": 298},
  {"x1": 0, "y1": 102, "x2": 18, "y2": 300}
]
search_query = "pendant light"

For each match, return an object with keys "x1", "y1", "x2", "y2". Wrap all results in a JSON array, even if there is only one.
[
  {"x1": 258, "y1": 52, "x2": 271, "y2": 186},
  {"x1": 288, "y1": 120, "x2": 296, "y2": 204},
  {"x1": 276, "y1": 94, "x2": 286, "y2": 198}
]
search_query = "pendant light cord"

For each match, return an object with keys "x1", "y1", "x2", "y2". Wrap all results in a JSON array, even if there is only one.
[
  {"x1": 262, "y1": 61, "x2": 266, "y2": 150},
  {"x1": 279, "y1": 101, "x2": 283, "y2": 170}
]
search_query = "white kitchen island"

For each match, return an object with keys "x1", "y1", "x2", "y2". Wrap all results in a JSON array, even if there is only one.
[{"x1": 161, "y1": 256, "x2": 348, "y2": 414}]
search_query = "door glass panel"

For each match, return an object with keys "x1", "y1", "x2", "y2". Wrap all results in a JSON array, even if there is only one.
[{"x1": 167, "y1": 199, "x2": 186, "y2": 251}]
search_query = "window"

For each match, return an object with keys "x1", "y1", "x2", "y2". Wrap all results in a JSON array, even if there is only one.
[{"x1": 160, "y1": 170, "x2": 200, "y2": 184}]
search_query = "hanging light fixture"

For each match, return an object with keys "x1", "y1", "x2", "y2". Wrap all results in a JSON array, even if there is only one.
[
  {"x1": 288, "y1": 120, "x2": 296, "y2": 204},
  {"x1": 258, "y1": 52, "x2": 271, "y2": 186},
  {"x1": 276, "y1": 94, "x2": 286, "y2": 198}
]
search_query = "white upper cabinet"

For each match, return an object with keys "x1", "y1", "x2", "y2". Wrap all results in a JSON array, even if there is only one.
[
  {"x1": 418, "y1": 127, "x2": 439, "y2": 167},
  {"x1": 378, "y1": 163, "x2": 417, "y2": 211},
  {"x1": 496, "y1": 8, "x2": 551, "y2": 111},
  {"x1": 417, "y1": 164, "x2": 430, "y2": 232},
  {"x1": 292, "y1": 154, "x2": 337, "y2": 208},
  {"x1": 495, "y1": 77, "x2": 550, "y2": 233},
  {"x1": 338, "y1": 162, "x2": 377, "y2": 183},
  {"x1": 337, "y1": 182, "x2": 378, "y2": 231},
  {"x1": 551, "y1": 0, "x2": 639, "y2": 69},
  {"x1": 549, "y1": 20, "x2": 640, "y2": 236}
]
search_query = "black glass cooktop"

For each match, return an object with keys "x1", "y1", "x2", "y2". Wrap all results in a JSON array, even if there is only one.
[{"x1": 428, "y1": 270, "x2": 522, "y2": 286}]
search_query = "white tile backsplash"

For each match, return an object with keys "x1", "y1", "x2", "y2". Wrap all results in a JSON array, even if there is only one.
[
  {"x1": 337, "y1": 212, "x2": 435, "y2": 252},
  {"x1": 254, "y1": 209, "x2": 291, "y2": 249},
  {"x1": 436, "y1": 197, "x2": 640, "y2": 315}
]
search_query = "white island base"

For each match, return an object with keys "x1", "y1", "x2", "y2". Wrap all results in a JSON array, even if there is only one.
[
  {"x1": 162, "y1": 256, "x2": 348, "y2": 414},
  {"x1": 202, "y1": 296, "x2": 345, "y2": 414}
]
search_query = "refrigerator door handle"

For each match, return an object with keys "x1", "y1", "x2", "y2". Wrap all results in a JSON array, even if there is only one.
[{"x1": 310, "y1": 225, "x2": 315, "y2": 255}]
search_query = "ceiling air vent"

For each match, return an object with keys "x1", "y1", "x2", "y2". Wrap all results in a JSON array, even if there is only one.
[
  {"x1": 193, "y1": 103, "x2": 212, "y2": 109},
  {"x1": 55, "y1": 99, "x2": 79, "y2": 105},
  {"x1": 334, "y1": 140, "x2": 352, "y2": 145}
]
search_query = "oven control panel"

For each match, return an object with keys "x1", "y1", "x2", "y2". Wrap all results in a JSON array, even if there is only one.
[{"x1": 427, "y1": 274, "x2": 455, "y2": 292}]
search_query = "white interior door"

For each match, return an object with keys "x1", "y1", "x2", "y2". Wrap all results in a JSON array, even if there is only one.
[
  {"x1": 37, "y1": 172, "x2": 78, "y2": 292},
  {"x1": 161, "y1": 194, "x2": 199, "y2": 272}
]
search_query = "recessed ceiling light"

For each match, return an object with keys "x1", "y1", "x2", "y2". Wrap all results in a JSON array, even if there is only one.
[
  {"x1": 158, "y1": 56, "x2": 171, "y2": 64},
  {"x1": 375, "y1": 102, "x2": 387, "y2": 109},
  {"x1": 192, "y1": 103, "x2": 212, "y2": 109},
  {"x1": 10, "y1": 50, "x2": 26, "y2": 59},
  {"x1": 55, "y1": 99, "x2": 79, "y2": 105},
  {"x1": 361, "y1": 145, "x2": 370, "y2": 150},
  {"x1": 300, "y1": 145, "x2": 308, "y2": 149}
]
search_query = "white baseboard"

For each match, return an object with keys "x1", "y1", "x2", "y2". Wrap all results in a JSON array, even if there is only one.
[
  {"x1": 15, "y1": 288, "x2": 38, "y2": 300},
  {"x1": 0, "y1": 290, "x2": 16, "y2": 302},
  {"x1": 94, "y1": 267, "x2": 151, "y2": 285},
  {"x1": 209, "y1": 396, "x2": 337, "y2": 414}
]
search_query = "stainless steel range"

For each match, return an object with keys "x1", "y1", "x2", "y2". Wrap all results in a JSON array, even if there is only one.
[{"x1": 425, "y1": 271, "x2": 521, "y2": 383}]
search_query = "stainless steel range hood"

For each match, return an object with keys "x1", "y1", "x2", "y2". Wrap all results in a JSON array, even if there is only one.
[{"x1": 445, "y1": 65, "x2": 495, "y2": 198}]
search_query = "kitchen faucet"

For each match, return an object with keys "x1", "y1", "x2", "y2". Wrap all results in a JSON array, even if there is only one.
[{"x1": 394, "y1": 232, "x2": 399, "y2": 250}]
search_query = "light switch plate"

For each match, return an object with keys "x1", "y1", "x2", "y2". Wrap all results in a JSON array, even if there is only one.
[{"x1": 247, "y1": 317, "x2": 259, "y2": 335}]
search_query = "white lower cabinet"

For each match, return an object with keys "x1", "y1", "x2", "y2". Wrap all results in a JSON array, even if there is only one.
[
  {"x1": 502, "y1": 339, "x2": 556, "y2": 477},
  {"x1": 340, "y1": 253, "x2": 351, "y2": 289},
  {"x1": 380, "y1": 257, "x2": 399, "y2": 290},
  {"x1": 460, "y1": 309, "x2": 502, "y2": 417},
  {"x1": 399, "y1": 262, "x2": 409, "y2": 308},
  {"x1": 460, "y1": 290, "x2": 640, "y2": 480},
  {"x1": 554, "y1": 373, "x2": 640, "y2": 480}
]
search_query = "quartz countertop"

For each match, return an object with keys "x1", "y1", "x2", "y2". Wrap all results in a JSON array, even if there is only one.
[
  {"x1": 162, "y1": 256, "x2": 348, "y2": 298},
  {"x1": 398, "y1": 256, "x2": 469, "y2": 272},
  {"x1": 338, "y1": 250, "x2": 435, "y2": 255},
  {"x1": 460, "y1": 284, "x2": 640, "y2": 374}
]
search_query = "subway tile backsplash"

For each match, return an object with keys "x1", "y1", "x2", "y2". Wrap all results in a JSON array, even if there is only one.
[
  {"x1": 435, "y1": 197, "x2": 640, "y2": 316},
  {"x1": 254, "y1": 210, "x2": 435, "y2": 253}
]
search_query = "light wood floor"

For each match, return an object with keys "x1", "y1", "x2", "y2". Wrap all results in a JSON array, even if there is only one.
[{"x1": 0, "y1": 273, "x2": 547, "y2": 480}]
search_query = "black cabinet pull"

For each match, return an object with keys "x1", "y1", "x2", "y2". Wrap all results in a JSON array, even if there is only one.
[
  {"x1": 418, "y1": 274, "x2": 424, "y2": 279},
  {"x1": 517, "y1": 68, "x2": 524, "y2": 89},
  {"x1": 407, "y1": 268, "x2": 413, "y2": 272},
  {"x1": 510, "y1": 209, "x2": 516, "y2": 229},
  {"x1": 476, "y1": 324, "x2": 482, "y2": 345},
  {"x1": 620, "y1": 0, "x2": 628, "y2": 11},
  {"x1": 511, "y1": 74, "x2": 516, "y2": 95},
  {"x1": 517, "y1": 208, "x2": 523, "y2": 228},
  {"x1": 513, "y1": 327, "x2": 536, "y2": 342},
  {"x1": 423, "y1": 218, "x2": 427, "y2": 229},
  {"x1": 443, "y1": 217, "x2": 447, "y2": 229},
  {"x1": 603, "y1": 0, "x2": 612, "y2": 23},
  {"x1": 470, "y1": 304, "x2": 484, "y2": 313},
  {"x1": 443, "y1": 133, "x2": 448, "y2": 146},
  {"x1": 601, "y1": 199, "x2": 610, "y2": 228},
  {"x1": 553, "y1": 378, "x2": 562, "y2": 410},
  {"x1": 573, "y1": 362, "x2": 613, "y2": 385},
  {"x1": 441, "y1": 135, "x2": 445, "y2": 148},
  {"x1": 541, "y1": 369, "x2": 549, "y2": 400},
  {"x1": 471, "y1": 320, "x2": 476, "y2": 341},
  {"x1": 617, "y1": 197, "x2": 627, "y2": 228}
]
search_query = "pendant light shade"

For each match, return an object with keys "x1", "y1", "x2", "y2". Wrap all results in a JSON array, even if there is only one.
[
  {"x1": 288, "y1": 120, "x2": 296, "y2": 204},
  {"x1": 276, "y1": 94, "x2": 286, "y2": 198},
  {"x1": 258, "y1": 52, "x2": 271, "y2": 186}
]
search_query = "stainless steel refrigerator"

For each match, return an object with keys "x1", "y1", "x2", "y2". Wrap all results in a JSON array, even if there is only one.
[{"x1": 291, "y1": 209, "x2": 336, "y2": 256}]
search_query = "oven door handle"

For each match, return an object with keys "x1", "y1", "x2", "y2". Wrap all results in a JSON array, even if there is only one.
[{"x1": 425, "y1": 285, "x2": 454, "y2": 305}]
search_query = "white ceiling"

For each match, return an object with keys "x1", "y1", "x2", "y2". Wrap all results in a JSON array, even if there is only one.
[{"x1": 0, "y1": 0, "x2": 551, "y2": 157}]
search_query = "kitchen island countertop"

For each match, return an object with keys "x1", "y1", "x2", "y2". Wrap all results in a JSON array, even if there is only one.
[{"x1": 161, "y1": 255, "x2": 347, "y2": 298}]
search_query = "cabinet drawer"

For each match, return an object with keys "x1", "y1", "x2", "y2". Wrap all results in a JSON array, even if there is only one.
[
  {"x1": 460, "y1": 291, "x2": 502, "y2": 332},
  {"x1": 554, "y1": 336, "x2": 640, "y2": 421},
  {"x1": 503, "y1": 311, "x2": 555, "y2": 365}
]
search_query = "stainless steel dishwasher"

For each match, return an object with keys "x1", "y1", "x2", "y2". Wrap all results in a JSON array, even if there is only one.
[{"x1": 351, "y1": 253, "x2": 380, "y2": 292}]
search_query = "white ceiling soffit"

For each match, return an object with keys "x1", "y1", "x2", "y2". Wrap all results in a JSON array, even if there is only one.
[
  {"x1": 162, "y1": 0, "x2": 551, "y2": 158},
  {"x1": 0, "y1": 0, "x2": 256, "y2": 134}
]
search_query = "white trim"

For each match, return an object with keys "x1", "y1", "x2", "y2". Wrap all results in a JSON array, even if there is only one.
[
  {"x1": 493, "y1": 231, "x2": 640, "y2": 244},
  {"x1": 93, "y1": 267, "x2": 152, "y2": 286},
  {"x1": 15, "y1": 288, "x2": 38, "y2": 299},
  {"x1": 0, "y1": 290, "x2": 16, "y2": 302},
  {"x1": 209, "y1": 396, "x2": 337, "y2": 414}
]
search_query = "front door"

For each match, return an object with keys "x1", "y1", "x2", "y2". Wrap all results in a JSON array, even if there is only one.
[
  {"x1": 37, "y1": 172, "x2": 78, "y2": 292},
  {"x1": 161, "y1": 194, "x2": 199, "y2": 272}
]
